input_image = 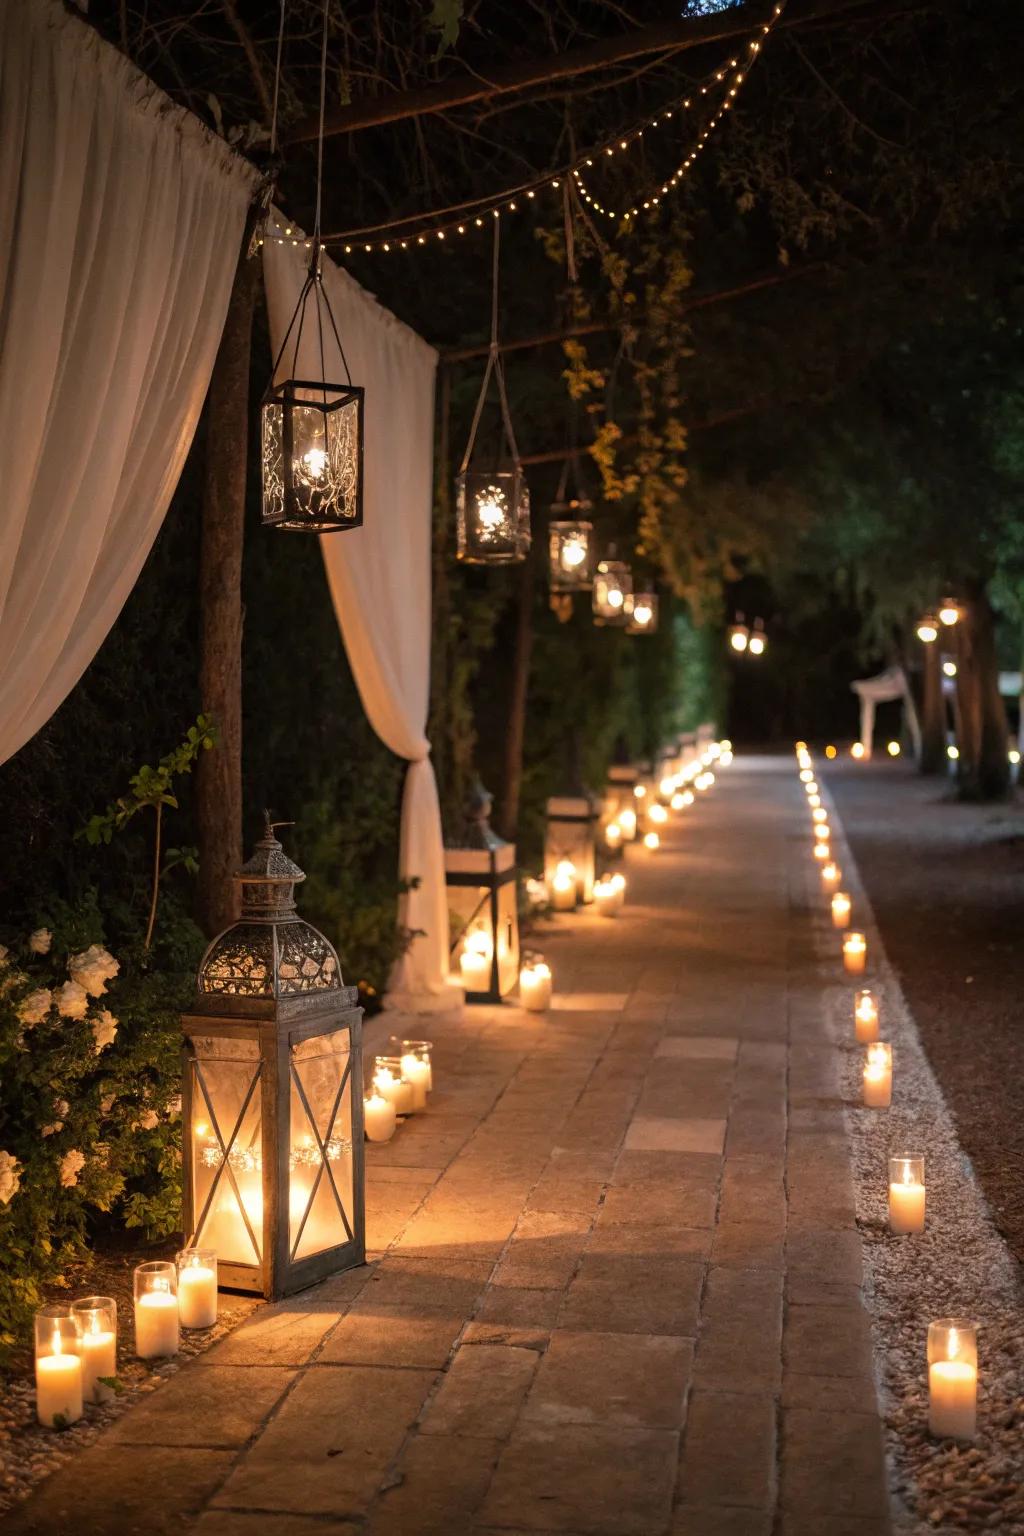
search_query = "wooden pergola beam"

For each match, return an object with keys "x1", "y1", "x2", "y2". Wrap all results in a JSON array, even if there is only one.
[
  {"x1": 285, "y1": 0, "x2": 888, "y2": 146},
  {"x1": 441, "y1": 265, "x2": 821, "y2": 362}
]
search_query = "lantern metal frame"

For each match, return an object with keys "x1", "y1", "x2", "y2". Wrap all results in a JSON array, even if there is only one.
[
  {"x1": 544, "y1": 789, "x2": 601, "y2": 905},
  {"x1": 261, "y1": 243, "x2": 365, "y2": 534},
  {"x1": 182, "y1": 817, "x2": 364, "y2": 1300},
  {"x1": 626, "y1": 591, "x2": 659, "y2": 635},
  {"x1": 593, "y1": 550, "x2": 633, "y2": 626},
  {"x1": 456, "y1": 219, "x2": 530, "y2": 565},
  {"x1": 548, "y1": 504, "x2": 596, "y2": 593},
  {"x1": 445, "y1": 782, "x2": 520, "y2": 1004}
]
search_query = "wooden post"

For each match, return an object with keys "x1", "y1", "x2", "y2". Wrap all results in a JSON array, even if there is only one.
[
  {"x1": 918, "y1": 638, "x2": 946, "y2": 775},
  {"x1": 195, "y1": 233, "x2": 260, "y2": 936},
  {"x1": 497, "y1": 540, "x2": 536, "y2": 841},
  {"x1": 954, "y1": 581, "x2": 1009, "y2": 801}
]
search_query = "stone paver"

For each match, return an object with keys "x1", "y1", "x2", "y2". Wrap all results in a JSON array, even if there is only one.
[{"x1": 5, "y1": 758, "x2": 892, "y2": 1536}]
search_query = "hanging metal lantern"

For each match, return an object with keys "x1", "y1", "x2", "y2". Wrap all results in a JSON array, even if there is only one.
[
  {"x1": 593, "y1": 551, "x2": 633, "y2": 626},
  {"x1": 749, "y1": 617, "x2": 767, "y2": 656},
  {"x1": 181, "y1": 816, "x2": 364, "y2": 1299},
  {"x1": 549, "y1": 503, "x2": 595, "y2": 593},
  {"x1": 728, "y1": 614, "x2": 750, "y2": 653},
  {"x1": 455, "y1": 219, "x2": 530, "y2": 564},
  {"x1": 261, "y1": 244, "x2": 364, "y2": 534},
  {"x1": 445, "y1": 781, "x2": 520, "y2": 1003},
  {"x1": 626, "y1": 591, "x2": 659, "y2": 635}
]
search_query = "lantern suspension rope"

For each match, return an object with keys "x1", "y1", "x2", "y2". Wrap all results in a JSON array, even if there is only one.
[
  {"x1": 459, "y1": 217, "x2": 521, "y2": 474},
  {"x1": 269, "y1": 0, "x2": 287, "y2": 158}
]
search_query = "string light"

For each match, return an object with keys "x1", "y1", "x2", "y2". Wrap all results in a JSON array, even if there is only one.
[{"x1": 262, "y1": 7, "x2": 786, "y2": 258}]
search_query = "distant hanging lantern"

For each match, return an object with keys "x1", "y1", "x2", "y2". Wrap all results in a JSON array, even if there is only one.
[
  {"x1": 593, "y1": 549, "x2": 633, "y2": 626},
  {"x1": 728, "y1": 613, "x2": 750, "y2": 653},
  {"x1": 456, "y1": 219, "x2": 530, "y2": 564},
  {"x1": 626, "y1": 591, "x2": 659, "y2": 635},
  {"x1": 549, "y1": 502, "x2": 595, "y2": 593},
  {"x1": 261, "y1": 244, "x2": 364, "y2": 534},
  {"x1": 748, "y1": 618, "x2": 767, "y2": 656}
]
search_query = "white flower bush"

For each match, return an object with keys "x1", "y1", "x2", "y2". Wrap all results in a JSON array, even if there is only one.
[
  {"x1": 92, "y1": 1009, "x2": 118, "y2": 1053},
  {"x1": 17, "y1": 988, "x2": 52, "y2": 1026},
  {"x1": 0, "y1": 1151, "x2": 22, "y2": 1205},
  {"x1": 28, "y1": 928, "x2": 52, "y2": 955},
  {"x1": 69, "y1": 944, "x2": 119, "y2": 998},
  {"x1": 54, "y1": 979, "x2": 89, "y2": 1019}
]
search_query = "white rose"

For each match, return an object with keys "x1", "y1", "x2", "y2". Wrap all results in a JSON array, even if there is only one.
[
  {"x1": 69, "y1": 944, "x2": 119, "y2": 998},
  {"x1": 137, "y1": 1109, "x2": 159, "y2": 1131},
  {"x1": 17, "y1": 988, "x2": 52, "y2": 1025},
  {"x1": 54, "y1": 980, "x2": 89, "y2": 1019},
  {"x1": 29, "y1": 928, "x2": 52, "y2": 955},
  {"x1": 0, "y1": 1150, "x2": 22, "y2": 1204},
  {"x1": 59, "y1": 1149, "x2": 85, "y2": 1188},
  {"x1": 92, "y1": 1010, "x2": 118, "y2": 1053}
]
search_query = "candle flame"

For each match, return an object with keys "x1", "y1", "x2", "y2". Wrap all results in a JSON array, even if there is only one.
[
  {"x1": 949, "y1": 1326, "x2": 960, "y2": 1361},
  {"x1": 51, "y1": 1324, "x2": 62, "y2": 1358}
]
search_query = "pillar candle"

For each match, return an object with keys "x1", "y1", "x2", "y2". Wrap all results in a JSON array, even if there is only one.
[
  {"x1": 401, "y1": 1052, "x2": 431, "y2": 1109},
  {"x1": 135, "y1": 1289, "x2": 180, "y2": 1359},
  {"x1": 831, "y1": 892, "x2": 852, "y2": 929},
  {"x1": 374, "y1": 1064, "x2": 415, "y2": 1115},
  {"x1": 550, "y1": 872, "x2": 576, "y2": 911},
  {"x1": 519, "y1": 963, "x2": 553, "y2": 1012},
  {"x1": 643, "y1": 831, "x2": 660, "y2": 851},
  {"x1": 822, "y1": 861, "x2": 840, "y2": 890},
  {"x1": 854, "y1": 990, "x2": 879, "y2": 1043},
  {"x1": 862, "y1": 1043, "x2": 892, "y2": 1108},
  {"x1": 604, "y1": 821, "x2": 622, "y2": 850},
  {"x1": 460, "y1": 948, "x2": 492, "y2": 990},
  {"x1": 36, "y1": 1331, "x2": 83, "y2": 1428},
  {"x1": 619, "y1": 808, "x2": 637, "y2": 841},
  {"x1": 843, "y1": 932, "x2": 867, "y2": 974},
  {"x1": 928, "y1": 1321, "x2": 978, "y2": 1439},
  {"x1": 363, "y1": 1092, "x2": 397, "y2": 1143},
  {"x1": 813, "y1": 841, "x2": 829, "y2": 861},
  {"x1": 888, "y1": 1157, "x2": 925, "y2": 1235},
  {"x1": 594, "y1": 879, "x2": 618, "y2": 918},
  {"x1": 177, "y1": 1261, "x2": 218, "y2": 1329}
]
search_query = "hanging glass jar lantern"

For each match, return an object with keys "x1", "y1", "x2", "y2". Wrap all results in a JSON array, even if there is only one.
[
  {"x1": 728, "y1": 613, "x2": 750, "y2": 653},
  {"x1": 182, "y1": 816, "x2": 364, "y2": 1299},
  {"x1": 748, "y1": 617, "x2": 767, "y2": 656},
  {"x1": 593, "y1": 549, "x2": 633, "y2": 626},
  {"x1": 626, "y1": 591, "x2": 659, "y2": 635},
  {"x1": 456, "y1": 219, "x2": 530, "y2": 564},
  {"x1": 549, "y1": 501, "x2": 595, "y2": 593},
  {"x1": 261, "y1": 243, "x2": 364, "y2": 534}
]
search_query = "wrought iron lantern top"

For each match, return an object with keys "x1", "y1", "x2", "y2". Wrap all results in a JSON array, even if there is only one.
[{"x1": 196, "y1": 813, "x2": 344, "y2": 1003}]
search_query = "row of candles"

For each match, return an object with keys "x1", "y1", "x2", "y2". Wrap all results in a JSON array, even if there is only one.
[
  {"x1": 34, "y1": 1248, "x2": 219, "y2": 1428},
  {"x1": 602, "y1": 743, "x2": 729, "y2": 857},
  {"x1": 796, "y1": 743, "x2": 978, "y2": 1441}
]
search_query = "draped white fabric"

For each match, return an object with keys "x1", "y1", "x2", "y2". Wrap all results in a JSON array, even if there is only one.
[
  {"x1": 0, "y1": 0, "x2": 257, "y2": 766},
  {"x1": 263, "y1": 234, "x2": 457, "y2": 1011}
]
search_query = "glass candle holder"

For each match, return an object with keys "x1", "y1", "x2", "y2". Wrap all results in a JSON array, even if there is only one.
[
  {"x1": 831, "y1": 892, "x2": 852, "y2": 930},
  {"x1": 176, "y1": 1248, "x2": 218, "y2": 1329},
  {"x1": 928, "y1": 1319, "x2": 978, "y2": 1439},
  {"x1": 402, "y1": 1039, "x2": 433, "y2": 1093},
  {"x1": 618, "y1": 807, "x2": 637, "y2": 841},
  {"x1": 812, "y1": 807, "x2": 827, "y2": 825},
  {"x1": 843, "y1": 932, "x2": 867, "y2": 974},
  {"x1": 594, "y1": 875, "x2": 619, "y2": 918},
  {"x1": 888, "y1": 1155, "x2": 925, "y2": 1235},
  {"x1": 134, "y1": 1261, "x2": 179, "y2": 1359},
  {"x1": 549, "y1": 859, "x2": 577, "y2": 912},
  {"x1": 813, "y1": 841, "x2": 830, "y2": 861},
  {"x1": 643, "y1": 830, "x2": 660, "y2": 851},
  {"x1": 648, "y1": 803, "x2": 668, "y2": 826},
  {"x1": 374, "y1": 1055, "x2": 416, "y2": 1115},
  {"x1": 604, "y1": 820, "x2": 622, "y2": 851},
  {"x1": 799, "y1": 769, "x2": 813, "y2": 783},
  {"x1": 519, "y1": 958, "x2": 553, "y2": 1012},
  {"x1": 71, "y1": 1295, "x2": 117, "y2": 1404},
  {"x1": 363, "y1": 1091, "x2": 397, "y2": 1143},
  {"x1": 862, "y1": 1041, "x2": 892, "y2": 1108},
  {"x1": 821, "y1": 861, "x2": 841, "y2": 890},
  {"x1": 815, "y1": 821, "x2": 831, "y2": 841},
  {"x1": 807, "y1": 793, "x2": 821, "y2": 809},
  {"x1": 805, "y1": 779, "x2": 818, "y2": 794},
  {"x1": 459, "y1": 930, "x2": 493, "y2": 990},
  {"x1": 35, "y1": 1305, "x2": 83, "y2": 1427},
  {"x1": 854, "y1": 989, "x2": 879, "y2": 1043}
]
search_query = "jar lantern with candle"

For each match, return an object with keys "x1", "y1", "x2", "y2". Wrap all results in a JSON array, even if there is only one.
[
  {"x1": 592, "y1": 551, "x2": 633, "y2": 626},
  {"x1": 374, "y1": 1055, "x2": 418, "y2": 1115},
  {"x1": 519, "y1": 954, "x2": 553, "y2": 1011},
  {"x1": 822, "y1": 861, "x2": 841, "y2": 889},
  {"x1": 625, "y1": 591, "x2": 659, "y2": 635},
  {"x1": 177, "y1": 1249, "x2": 219, "y2": 1329},
  {"x1": 888, "y1": 1156, "x2": 926, "y2": 1234},
  {"x1": 402, "y1": 1039, "x2": 433, "y2": 1097},
  {"x1": 844, "y1": 931, "x2": 868, "y2": 974},
  {"x1": 134, "y1": 1262, "x2": 180, "y2": 1359},
  {"x1": 35, "y1": 1306, "x2": 83, "y2": 1428},
  {"x1": 862, "y1": 1042, "x2": 892, "y2": 1107},
  {"x1": 831, "y1": 892, "x2": 852, "y2": 929},
  {"x1": 548, "y1": 508, "x2": 595, "y2": 593},
  {"x1": 928, "y1": 1320, "x2": 978, "y2": 1439},
  {"x1": 71, "y1": 1296, "x2": 117, "y2": 1404},
  {"x1": 854, "y1": 989, "x2": 879, "y2": 1042},
  {"x1": 181, "y1": 814, "x2": 364, "y2": 1300},
  {"x1": 446, "y1": 781, "x2": 520, "y2": 1004}
]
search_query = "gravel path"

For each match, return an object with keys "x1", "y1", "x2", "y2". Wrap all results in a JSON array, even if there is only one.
[{"x1": 809, "y1": 760, "x2": 1024, "y2": 1533}]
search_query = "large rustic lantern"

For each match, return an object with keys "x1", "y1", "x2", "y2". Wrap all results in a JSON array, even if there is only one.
[
  {"x1": 545, "y1": 788, "x2": 601, "y2": 905},
  {"x1": 446, "y1": 781, "x2": 519, "y2": 1003},
  {"x1": 549, "y1": 503, "x2": 595, "y2": 593},
  {"x1": 593, "y1": 550, "x2": 633, "y2": 626},
  {"x1": 261, "y1": 243, "x2": 364, "y2": 534},
  {"x1": 182, "y1": 816, "x2": 364, "y2": 1299},
  {"x1": 456, "y1": 219, "x2": 530, "y2": 564},
  {"x1": 626, "y1": 591, "x2": 659, "y2": 635}
]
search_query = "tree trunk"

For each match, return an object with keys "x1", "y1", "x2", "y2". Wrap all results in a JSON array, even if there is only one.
[
  {"x1": 497, "y1": 542, "x2": 536, "y2": 841},
  {"x1": 955, "y1": 581, "x2": 1009, "y2": 801},
  {"x1": 918, "y1": 639, "x2": 947, "y2": 774},
  {"x1": 195, "y1": 235, "x2": 259, "y2": 936}
]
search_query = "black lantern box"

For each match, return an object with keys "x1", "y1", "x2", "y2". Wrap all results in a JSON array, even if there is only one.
[
  {"x1": 182, "y1": 819, "x2": 364, "y2": 1300},
  {"x1": 544, "y1": 789, "x2": 601, "y2": 906},
  {"x1": 446, "y1": 783, "x2": 520, "y2": 1004}
]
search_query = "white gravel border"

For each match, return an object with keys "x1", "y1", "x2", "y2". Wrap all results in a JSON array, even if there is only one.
[{"x1": 809, "y1": 773, "x2": 1024, "y2": 1534}]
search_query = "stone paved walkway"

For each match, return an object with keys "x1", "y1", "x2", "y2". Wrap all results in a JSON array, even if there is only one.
[{"x1": 8, "y1": 756, "x2": 891, "y2": 1536}]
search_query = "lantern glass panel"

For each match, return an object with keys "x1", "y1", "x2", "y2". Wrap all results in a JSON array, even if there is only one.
[
  {"x1": 549, "y1": 520, "x2": 595, "y2": 592},
  {"x1": 456, "y1": 469, "x2": 530, "y2": 563},
  {"x1": 261, "y1": 381, "x2": 364, "y2": 533},
  {"x1": 189, "y1": 1035, "x2": 263, "y2": 1266},
  {"x1": 448, "y1": 879, "x2": 520, "y2": 998},
  {"x1": 545, "y1": 797, "x2": 599, "y2": 904},
  {"x1": 626, "y1": 592, "x2": 659, "y2": 634},
  {"x1": 593, "y1": 561, "x2": 632, "y2": 624},
  {"x1": 288, "y1": 1028, "x2": 355, "y2": 1264}
]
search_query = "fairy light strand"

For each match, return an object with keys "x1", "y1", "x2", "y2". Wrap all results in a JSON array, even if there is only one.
[{"x1": 260, "y1": 4, "x2": 785, "y2": 258}]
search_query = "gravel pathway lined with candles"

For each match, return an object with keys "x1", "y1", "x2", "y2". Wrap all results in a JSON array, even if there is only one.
[{"x1": 812, "y1": 780, "x2": 1024, "y2": 1534}]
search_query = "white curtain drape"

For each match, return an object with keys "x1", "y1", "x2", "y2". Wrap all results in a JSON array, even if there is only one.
[
  {"x1": 263, "y1": 230, "x2": 458, "y2": 1012},
  {"x1": 0, "y1": 0, "x2": 257, "y2": 765}
]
